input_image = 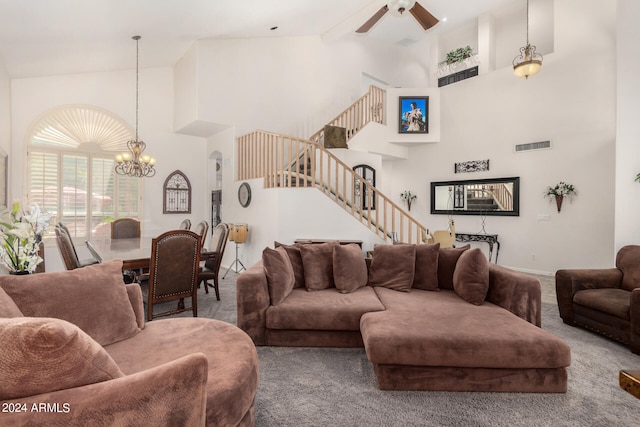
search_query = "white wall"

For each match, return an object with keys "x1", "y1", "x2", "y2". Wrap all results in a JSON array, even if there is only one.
[
  {"x1": 385, "y1": 0, "x2": 617, "y2": 274},
  {"x1": 0, "y1": 59, "x2": 9, "y2": 200},
  {"x1": 11, "y1": 67, "x2": 208, "y2": 242},
  {"x1": 615, "y1": 0, "x2": 640, "y2": 250}
]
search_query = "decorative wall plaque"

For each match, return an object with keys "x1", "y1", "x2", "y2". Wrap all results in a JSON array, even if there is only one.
[
  {"x1": 163, "y1": 170, "x2": 191, "y2": 214},
  {"x1": 454, "y1": 159, "x2": 490, "y2": 173}
]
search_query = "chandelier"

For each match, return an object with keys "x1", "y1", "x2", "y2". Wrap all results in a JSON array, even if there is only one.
[
  {"x1": 513, "y1": 0, "x2": 543, "y2": 79},
  {"x1": 115, "y1": 35, "x2": 156, "y2": 177}
]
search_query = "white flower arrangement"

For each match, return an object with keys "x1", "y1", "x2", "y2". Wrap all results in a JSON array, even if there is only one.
[{"x1": 0, "y1": 202, "x2": 52, "y2": 273}]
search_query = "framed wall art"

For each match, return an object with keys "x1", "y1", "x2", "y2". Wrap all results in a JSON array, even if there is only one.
[
  {"x1": 163, "y1": 170, "x2": 192, "y2": 214},
  {"x1": 399, "y1": 96, "x2": 428, "y2": 134}
]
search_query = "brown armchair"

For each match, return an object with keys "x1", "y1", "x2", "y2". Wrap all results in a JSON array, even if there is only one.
[
  {"x1": 199, "y1": 223, "x2": 229, "y2": 300},
  {"x1": 146, "y1": 230, "x2": 201, "y2": 321},
  {"x1": 556, "y1": 245, "x2": 640, "y2": 353}
]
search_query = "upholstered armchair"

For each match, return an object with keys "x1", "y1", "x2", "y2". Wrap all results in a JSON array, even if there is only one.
[{"x1": 556, "y1": 245, "x2": 640, "y2": 353}]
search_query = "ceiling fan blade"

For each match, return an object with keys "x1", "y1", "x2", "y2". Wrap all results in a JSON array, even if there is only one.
[
  {"x1": 410, "y1": 2, "x2": 439, "y2": 31},
  {"x1": 356, "y1": 5, "x2": 389, "y2": 33}
]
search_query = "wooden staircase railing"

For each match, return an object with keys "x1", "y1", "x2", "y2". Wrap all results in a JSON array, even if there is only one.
[
  {"x1": 308, "y1": 85, "x2": 385, "y2": 145},
  {"x1": 238, "y1": 130, "x2": 426, "y2": 244}
]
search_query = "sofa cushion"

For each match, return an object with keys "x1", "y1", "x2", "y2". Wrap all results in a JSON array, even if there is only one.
[
  {"x1": 263, "y1": 246, "x2": 295, "y2": 305},
  {"x1": 413, "y1": 243, "x2": 440, "y2": 291},
  {"x1": 363, "y1": 287, "x2": 571, "y2": 369},
  {"x1": 333, "y1": 243, "x2": 368, "y2": 293},
  {"x1": 369, "y1": 244, "x2": 416, "y2": 292},
  {"x1": 0, "y1": 260, "x2": 140, "y2": 346},
  {"x1": 573, "y1": 288, "x2": 630, "y2": 320},
  {"x1": 0, "y1": 287, "x2": 22, "y2": 317},
  {"x1": 437, "y1": 244, "x2": 470, "y2": 290},
  {"x1": 266, "y1": 287, "x2": 385, "y2": 331},
  {"x1": 0, "y1": 317, "x2": 124, "y2": 400},
  {"x1": 274, "y1": 241, "x2": 305, "y2": 289},
  {"x1": 453, "y1": 248, "x2": 490, "y2": 305},
  {"x1": 299, "y1": 241, "x2": 339, "y2": 291}
]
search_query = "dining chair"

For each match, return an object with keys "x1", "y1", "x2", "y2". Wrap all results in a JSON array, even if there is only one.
[
  {"x1": 194, "y1": 220, "x2": 209, "y2": 250},
  {"x1": 55, "y1": 225, "x2": 99, "y2": 270},
  {"x1": 179, "y1": 219, "x2": 191, "y2": 230},
  {"x1": 145, "y1": 229, "x2": 201, "y2": 321},
  {"x1": 111, "y1": 218, "x2": 141, "y2": 239},
  {"x1": 199, "y1": 223, "x2": 229, "y2": 301},
  {"x1": 34, "y1": 242, "x2": 46, "y2": 273}
]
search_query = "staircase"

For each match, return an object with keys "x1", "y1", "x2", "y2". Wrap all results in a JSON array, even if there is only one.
[{"x1": 237, "y1": 85, "x2": 428, "y2": 244}]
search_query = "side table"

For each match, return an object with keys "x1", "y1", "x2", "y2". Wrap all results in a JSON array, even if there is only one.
[
  {"x1": 455, "y1": 232, "x2": 500, "y2": 263},
  {"x1": 620, "y1": 369, "x2": 640, "y2": 399}
]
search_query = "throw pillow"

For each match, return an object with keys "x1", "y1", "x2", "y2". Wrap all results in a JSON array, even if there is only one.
[
  {"x1": 0, "y1": 259, "x2": 140, "y2": 346},
  {"x1": 0, "y1": 287, "x2": 23, "y2": 318},
  {"x1": 333, "y1": 243, "x2": 368, "y2": 293},
  {"x1": 453, "y1": 248, "x2": 490, "y2": 305},
  {"x1": 0, "y1": 317, "x2": 124, "y2": 401},
  {"x1": 274, "y1": 241, "x2": 305, "y2": 289},
  {"x1": 262, "y1": 246, "x2": 295, "y2": 305},
  {"x1": 413, "y1": 243, "x2": 440, "y2": 291},
  {"x1": 437, "y1": 244, "x2": 470, "y2": 290},
  {"x1": 368, "y1": 244, "x2": 416, "y2": 292},
  {"x1": 299, "y1": 241, "x2": 339, "y2": 291}
]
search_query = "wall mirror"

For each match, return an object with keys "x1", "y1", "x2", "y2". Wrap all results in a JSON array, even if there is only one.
[{"x1": 430, "y1": 177, "x2": 520, "y2": 216}]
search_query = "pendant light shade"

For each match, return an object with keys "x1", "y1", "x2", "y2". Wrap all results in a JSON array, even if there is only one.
[{"x1": 513, "y1": 0, "x2": 543, "y2": 79}]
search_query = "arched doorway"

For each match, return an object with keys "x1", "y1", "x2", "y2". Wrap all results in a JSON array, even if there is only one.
[{"x1": 209, "y1": 151, "x2": 223, "y2": 229}]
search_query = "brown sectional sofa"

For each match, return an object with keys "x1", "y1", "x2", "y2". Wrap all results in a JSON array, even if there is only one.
[
  {"x1": 0, "y1": 260, "x2": 258, "y2": 427},
  {"x1": 238, "y1": 242, "x2": 571, "y2": 392}
]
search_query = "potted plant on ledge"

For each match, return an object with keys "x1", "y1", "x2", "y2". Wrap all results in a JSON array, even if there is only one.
[{"x1": 545, "y1": 182, "x2": 576, "y2": 212}]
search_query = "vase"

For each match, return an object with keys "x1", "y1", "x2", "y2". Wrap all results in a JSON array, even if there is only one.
[
  {"x1": 555, "y1": 195, "x2": 564, "y2": 212},
  {"x1": 9, "y1": 270, "x2": 31, "y2": 275}
]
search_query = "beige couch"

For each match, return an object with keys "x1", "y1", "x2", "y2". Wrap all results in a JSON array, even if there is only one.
[
  {"x1": 238, "y1": 241, "x2": 571, "y2": 392},
  {"x1": 0, "y1": 260, "x2": 258, "y2": 427}
]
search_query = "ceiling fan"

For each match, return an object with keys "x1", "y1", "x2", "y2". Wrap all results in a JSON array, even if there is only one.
[{"x1": 356, "y1": 0, "x2": 439, "y2": 34}]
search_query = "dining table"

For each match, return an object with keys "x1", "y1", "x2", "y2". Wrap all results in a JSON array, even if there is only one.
[
  {"x1": 87, "y1": 237, "x2": 154, "y2": 271},
  {"x1": 88, "y1": 237, "x2": 216, "y2": 272}
]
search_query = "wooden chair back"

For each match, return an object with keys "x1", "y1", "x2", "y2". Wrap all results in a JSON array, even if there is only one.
[
  {"x1": 55, "y1": 225, "x2": 80, "y2": 270},
  {"x1": 179, "y1": 219, "x2": 191, "y2": 230},
  {"x1": 194, "y1": 221, "x2": 209, "y2": 249},
  {"x1": 147, "y1": 230, "x2": 201, "y2": 321},
  {"x1": 111, "y1": 218, "x2": 141, "y2": 239}
]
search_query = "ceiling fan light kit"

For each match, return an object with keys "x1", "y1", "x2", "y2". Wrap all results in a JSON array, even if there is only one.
[
  {"x1": 513, "y1": 0, "x2": 543, "y2": 79},
  {"x1": 387, "y1": 0, "x2": 416, "y2": 16}
]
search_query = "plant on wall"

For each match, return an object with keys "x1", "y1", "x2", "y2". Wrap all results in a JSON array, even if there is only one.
[
  {"x1": 400, "y1": 190, "x2": 417, "y2": 212},
  {"x1": 635, "y1": 173, "x2": 640, "y2": 183},
  {"x1": 443, "y1": 45, "x2": 474, "y2": 65},
  {"x1": 544, "y1": 181, "x2": 576, "y2": 212}
]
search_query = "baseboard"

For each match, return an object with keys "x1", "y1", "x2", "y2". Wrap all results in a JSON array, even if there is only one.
[{"x1": 504, "y1": 266, "x2": 554, "y2": 277}]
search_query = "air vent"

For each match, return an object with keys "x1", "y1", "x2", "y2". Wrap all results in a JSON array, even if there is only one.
[
  {"x1": 396, "y1": 37, "x2": 418, "y2": 47},
  {"x1": 514, "y1": 140, "x2": 551, "y2": 152}
]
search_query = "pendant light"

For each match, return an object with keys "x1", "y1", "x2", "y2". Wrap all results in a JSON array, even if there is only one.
[
  {"x1": 513, "y1": 0, "x2": 543, "y2": 79},
  {"x1": 115, "y1": 35, "x2": 156, "y2": 177}
]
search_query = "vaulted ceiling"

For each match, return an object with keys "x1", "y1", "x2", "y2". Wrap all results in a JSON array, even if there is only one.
[{"x1": 0, "y1": 0, "x2": 519, "y2": 78}]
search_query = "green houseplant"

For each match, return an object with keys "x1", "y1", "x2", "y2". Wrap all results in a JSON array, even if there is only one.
[
  {"x1": 545, "y1": 182, "x2": 576, "y2": 212},
  {"x1": 444, "y1": 45, "x2": 473, "y2": 65}
]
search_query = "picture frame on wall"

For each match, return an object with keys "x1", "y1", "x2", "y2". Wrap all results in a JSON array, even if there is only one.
[{"x1": 399, "y1": 96, "x2": 428, "y2": 134}]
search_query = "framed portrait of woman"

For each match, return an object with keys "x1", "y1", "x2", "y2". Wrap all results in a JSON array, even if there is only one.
[{"x1": 398, "y1": 96, "x2": 428, "y2": 134}]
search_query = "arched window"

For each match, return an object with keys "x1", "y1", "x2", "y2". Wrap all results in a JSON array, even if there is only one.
[
  {"x1": 353, "y1": 164, "x2": 376, "y2": 210},
  {"x1": 28, "y1": 105, "x2": 142, "y2": 239}
]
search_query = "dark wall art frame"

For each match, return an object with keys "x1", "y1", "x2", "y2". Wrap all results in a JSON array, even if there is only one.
[{"x1": 398, "y1": 96, "x2": 428, "y2": 134}]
